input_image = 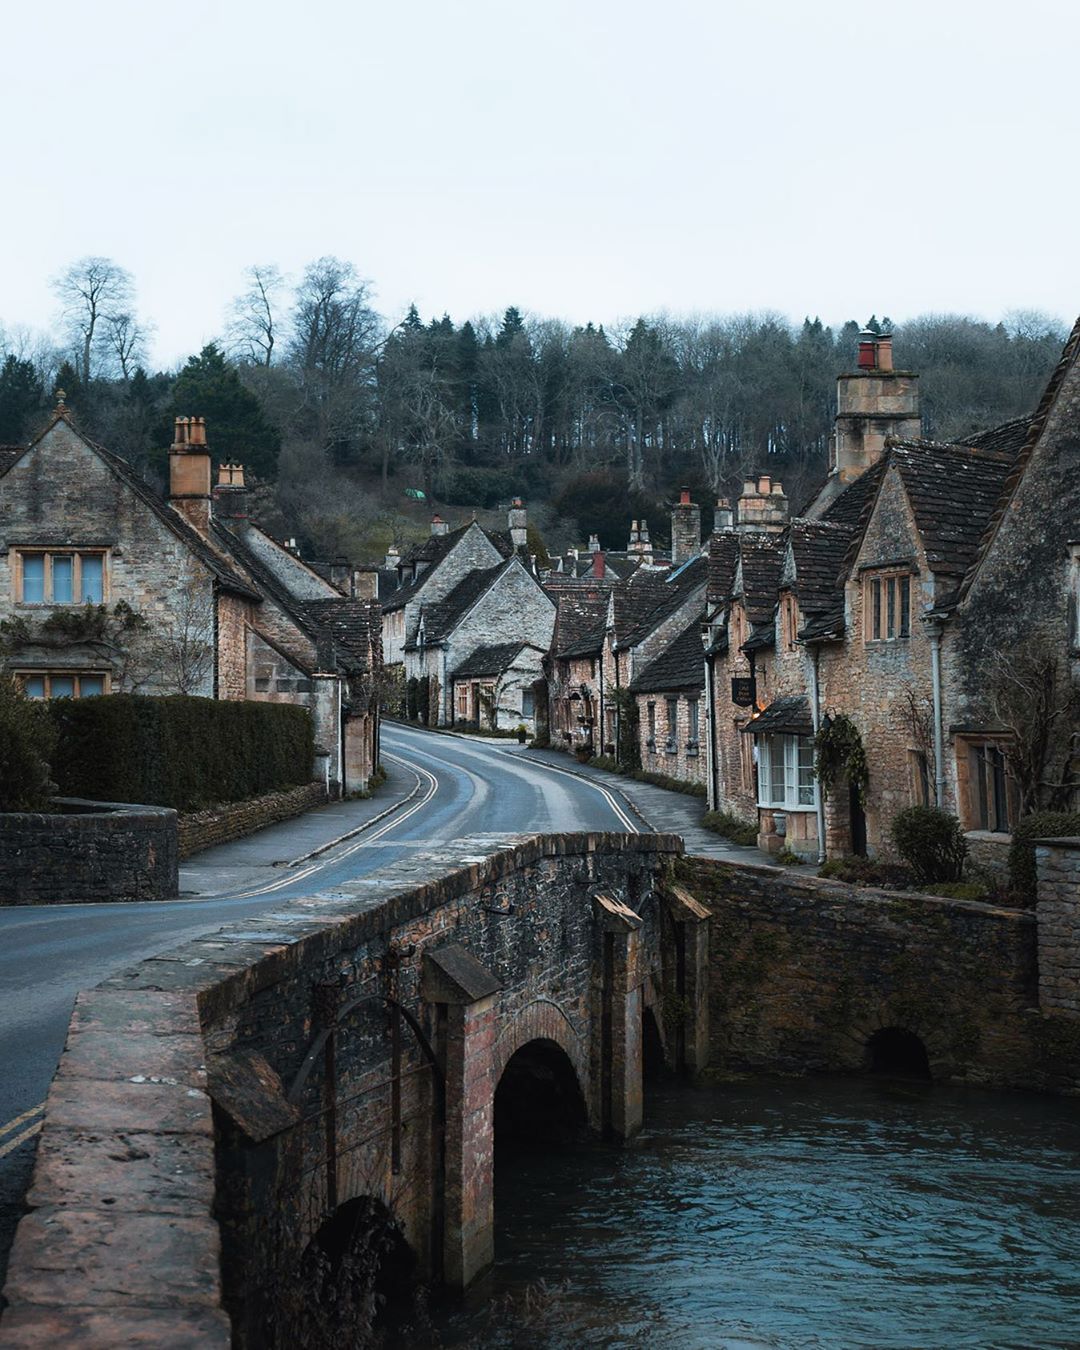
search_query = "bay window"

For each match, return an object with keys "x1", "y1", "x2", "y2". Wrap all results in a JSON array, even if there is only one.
[{"x1": 757, "y1": 734, "x2": 815, "y2": 809}]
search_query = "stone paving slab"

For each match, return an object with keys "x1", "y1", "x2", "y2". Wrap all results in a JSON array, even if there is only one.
[{"x1": 0, "y1": 1304, "x2": 230, "y2": 1347}]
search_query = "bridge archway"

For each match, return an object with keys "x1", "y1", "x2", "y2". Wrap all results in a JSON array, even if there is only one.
[
  {"x1": 494, "y1": 1038, "x2": 588, "y2": 1151},
  {"x1": 866, "y1": 1026, "x2": 932, "y2": 1080}
]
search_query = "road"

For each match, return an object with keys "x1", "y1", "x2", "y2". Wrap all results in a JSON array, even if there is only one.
[{"x1": 0, "y1": 724, "x2": 639, "y2": 1284}]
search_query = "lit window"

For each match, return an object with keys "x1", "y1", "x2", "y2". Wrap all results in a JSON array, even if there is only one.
[
  {"x1": 17, "y1": 671, "x2": 108, "y2": 699},
  {"x1": 756, "y1": 734, "x2": 815, "y2": 809},
  {"x1": 864, "y1": 570, "x2": 911, "y2": 642},
  {"x1": 16, "y1": 551, "x2": 107, "y2": 605}
]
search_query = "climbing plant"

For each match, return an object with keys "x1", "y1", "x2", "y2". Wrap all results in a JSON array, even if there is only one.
[{"x1": 814, "y1": 714, "x2": 869, "y2": 805}]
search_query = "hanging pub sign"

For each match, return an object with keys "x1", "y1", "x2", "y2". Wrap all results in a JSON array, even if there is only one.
[{"x1": 731, "y1": 676, "x2": 757, "y2": 708}]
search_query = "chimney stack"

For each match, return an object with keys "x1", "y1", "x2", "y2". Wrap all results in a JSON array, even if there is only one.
[
  {"x1": 714, "y1": 498, "x2": 734, "y2": 531},
  {"x1": 213, "y1": 461, "x2": 247, "y2": 521},
  {"x1": 639, "y1": 519, "x2": 653, "y2": 557},
  {"x1": 169, "y1": 416, "x2": 212, "y2": 533},
  {"x1": 431, "y1": 514, "x2": 449, "y2": 537},
  {"x1": 737, "y1": 474, "x2": 789, "y2": 533},
  {"x1": 592, "y1": 549, "x2": 606, "y2": 580},
  {"x1": 832, "y1": 323, "x2": 919, "y2": 483},
  {"x1": 588, "y1": 533, "x2": 600, "y2": 553},
  {"x1": 508, "y1": 497, "x2": 528, "y2": 551},
  {"x1": 671, "y1": 487, "x2": 702, "y2": 565}
]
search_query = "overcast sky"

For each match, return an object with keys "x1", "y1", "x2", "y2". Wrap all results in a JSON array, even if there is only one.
[{"x1": 4, "y1": 0, "x2": 1077, "y2": 367}]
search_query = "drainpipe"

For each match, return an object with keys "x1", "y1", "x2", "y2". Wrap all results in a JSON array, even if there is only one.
[
  {"x1": 702, "y1": 624, "x2": 719, "y2": 811},
  {"x1": 613, "y1": 640, "x2": 621, "y2": 758},
  {"x1": 809, "y1": 644, "x2": 826, "y2": 863},
  {"x1": 928, "y1": 619, "x2": 946, "y2": 808}
]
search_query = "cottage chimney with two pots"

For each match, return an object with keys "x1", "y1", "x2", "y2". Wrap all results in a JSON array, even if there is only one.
[
  {"x1": 213, "y1": 461, "x2": 247, "y2": 522},
  {"x1": 831, "y1": 325, "x2": 920, "y2": 483},
  {"x1": 736, "y1": 475, "x2": 788, "y2": 533},
  {"x1": 169, "y1": 416, "x2": 213, "y2": 533},
  {"x1": 508, "y1": 497, "x2": 528, "y2": 551}
]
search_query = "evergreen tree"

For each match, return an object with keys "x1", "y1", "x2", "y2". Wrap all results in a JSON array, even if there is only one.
[
  {"x1": 163, "y1": 343, "x2": 281, "y2": 479},
  {"x1": 0, "y1": 356, "x2": 45, "y2": 441}
]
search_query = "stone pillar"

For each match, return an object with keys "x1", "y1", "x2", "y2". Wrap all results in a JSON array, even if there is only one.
[
  {"x1": 422, "y1": 944, "x2": 502, "y2": 1290},
  {"x1": 594, "y1": 893, "x2": 644, "y2": 1140},
  {"x1": 1036, "y1": 838, "x2": 1080, "y2": 1017},
  {"x1": 667, "y1": 885, "x2": 711, "y2": 1074}
]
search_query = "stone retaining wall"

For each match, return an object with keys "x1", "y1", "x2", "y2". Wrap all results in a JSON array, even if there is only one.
[
  {"x1": 677, "y1": 854, "x2": 1080, "y2": 1094},
  {"x1": 1036, "y1": 837, "x2": 1080, "y2": 1016},
  {"x1": 0, "y1": 799, "x2": 178, "y2": 905},
  {"x1": 177, "y1": 782, "x2": 328, "y2": 858}
]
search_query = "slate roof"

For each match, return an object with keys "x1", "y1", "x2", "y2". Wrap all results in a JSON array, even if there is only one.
[
  {"x1": 737, "y1": 533, "x2": 784, "y2": 628},
  {"x1": 708, "y1": 531, "x2": 740, "y2": 605},
  {"x1": 887, "y1": 440, "x2": 1015, "y2": 577},
  {"x1": 740, "y1": 696, "x2": 813, "y2": 737},
  {"x1": 303, "y1": 598, "x2": 380, "y2": 674},
  {"x1": 820, "y1": 459, "x2": 885, "y2": 530},
  {"x1": 629, "y1": 616, "x2": 706, "y2": 694},
  {"x1": 381, "y1": 524, "x2": 474, "y2": 612},
  {"x1": 414, "y1": 566, "x2": 502, "y2": 644},
  {"x1": 617, "y1": 555, "x2": 708, "y2": 648},
  {"x1": 798, "y1": 606, "x2": 845, "y2": 644},
  {"x1": 788, "y1": 520, "x2": 857, "y2": 614},
  {"x1": 611, "y1": 570, "x2": 672, "y2": 645},
  {"x1": 552, "y1": 593, "x2": 608, "y2": 658},
  {"x1": 954, "y1": 415, "x2": 1033, "y2": 458},
  {"x1": 451, "y1": 641, "x2": 535, "y2": 681}
]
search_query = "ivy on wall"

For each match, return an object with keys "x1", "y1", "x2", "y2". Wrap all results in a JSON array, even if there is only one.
[{"x1": 814, "y1": 714, "x2": 868, "y2": 805}]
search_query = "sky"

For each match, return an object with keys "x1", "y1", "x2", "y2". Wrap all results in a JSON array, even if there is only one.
[{"x1": 4, "y1": 0, "x2": 1078, "y2": 367}]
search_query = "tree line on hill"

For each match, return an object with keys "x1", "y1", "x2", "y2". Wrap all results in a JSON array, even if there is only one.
[{"x1": 0, "y1": 255, "x2": 1068, "y2": 558}]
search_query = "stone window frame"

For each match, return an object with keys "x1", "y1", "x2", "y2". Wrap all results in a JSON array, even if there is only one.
[
  {"x1": 16, "y1": 669, "x2": 111, "y2": 700},
  {"x1": 664, "y1": 696, "x2": 679, "y2": 754},
  {"x1": 455, "y1": 683, "x2": 470, "y2": 719},
  {"x1": 646, "y1": 700, "x2": 657, "y2": 750},
  {"x1": 954, "y1": 733, "x2": 1018, "y2": 835},
  {"x1": 756, "y1": 733, "x2": 816, "y2": 811},
  {"x1": 862, "y1": 567, "x2": 912, "y2": 643},
  {"x1": 686, "y1": 697, "x2": 700, "y2": 755},
  {"x1": 13, "y1": 548, "x2": 109, "y2": 607}
]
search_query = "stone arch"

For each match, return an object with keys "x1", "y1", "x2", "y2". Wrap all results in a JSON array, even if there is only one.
[
  {"x1": 845, "y1": 1006, "x2": 950, "y2": 1077},
  {"x1": 492, "y1": 997, "x2": 589, "y2": 1094}
]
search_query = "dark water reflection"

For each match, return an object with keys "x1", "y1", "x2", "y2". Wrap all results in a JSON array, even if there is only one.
[{"x1": 436, "y1": 1076, "x2": 1080, "y2": 1349}]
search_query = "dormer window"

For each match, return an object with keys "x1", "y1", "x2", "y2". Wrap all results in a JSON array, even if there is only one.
[
  {"x1": 780, "y1": 593, "x2": 799, "y2": 651},
  {"x1": 864, "y1": 570, "x2": 911, "y2": 642}
]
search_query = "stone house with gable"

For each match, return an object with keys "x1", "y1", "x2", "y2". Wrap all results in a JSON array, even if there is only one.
[
  {"x1": 0, "y1": 408, "x2": 381, "y2": 796},
  {"x1": 702, "y1": 325, "x2": 1079, "y2": 862},
  {"x1": 630, "y1": 616, "x2": 708, "y2": 788}
]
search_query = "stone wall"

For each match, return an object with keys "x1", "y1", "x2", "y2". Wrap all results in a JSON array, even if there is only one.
[
  {"x1": 677, "y1": 855, "x2": 1080, "y2": 1094},
  {"x1": 637, "y1": 690, "x2": 707, "y2": 789},
  {"x1": 0, "y1": 799, "x2": 178, "y2": 904},
  {"x1": 1036, "y1": 837, "x2": 1080, "y2": 1015},
  {"x1": 177, "y1": 782, "x2": 328, "y2": 858}
]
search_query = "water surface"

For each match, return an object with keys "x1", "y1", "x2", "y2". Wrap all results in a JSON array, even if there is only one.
[{"x1": 437, "y1": 1076, "x2": 1080, "y2": 1348}]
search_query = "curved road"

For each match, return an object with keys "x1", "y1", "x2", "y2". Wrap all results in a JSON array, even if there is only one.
[{"x1": 0, "y1": 724, "x2": 638, "y2": 1281}]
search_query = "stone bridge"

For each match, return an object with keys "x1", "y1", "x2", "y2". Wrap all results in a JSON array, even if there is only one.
[{"x1": 1, "y1": 832, "x2": 704, "y2": 1347}]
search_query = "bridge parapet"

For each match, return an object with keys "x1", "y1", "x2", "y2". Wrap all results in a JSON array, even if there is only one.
[{"x1": 1, "y1": 831, "x2": 690, "y2": 1348}]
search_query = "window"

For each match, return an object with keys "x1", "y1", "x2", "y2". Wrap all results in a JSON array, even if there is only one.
[
  {"x1": 456, "y1": 684, "x2": 470, "y2": 718},
  {"x1": 756, "y1": 734, "x2": 815, "y2": 809},
  {"x1": 18, "y1": 671, "x2": 107, "y2": 699},
  {"x1": 687, "y1": 698, "x2": 700, "y2": 746},
  {"x1": 16, "y1": 550, "x2": 106, "y2": 605},
  {"x1": 968, "y1": 743, "x2": 1013, "y2": 833},
  {"x1": 665, "y1": 697, "x2": 679, "y2": 753},
  {"x1": 521, "y1": 689, "x2": 535, "y2": 718},
  {"x1": 731, "y1": 604, "x2": 748, "y2": 652},
  {"x1": 646, "y1": 701, "x2": 656, "y2": 748},
  {"x1": 909, "y1": 749, "x2": 931, "y2": 807},
  {"x1": 864, "y1": 570, "x2": 911, "y2": 642},
  {"x1": 780, "y1": 593, "x2": 799, "y2": 650}
]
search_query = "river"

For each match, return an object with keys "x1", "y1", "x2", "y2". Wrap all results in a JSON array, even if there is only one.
[{"x1": 435, "y1": 1075, "x2": 1080, "y2": 1349}]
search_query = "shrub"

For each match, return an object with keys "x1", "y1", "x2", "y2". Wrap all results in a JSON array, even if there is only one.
[
  {"x1": 817, "y1": 855, "x2": 913, "y2": 887},
  {"x1": 703, "y1": 810, "x2": 759, "y2": 846},
  {"x1": 1008, "y1": 811, "x2": 1080, "y2": 903},
  {"x1": 49, "y1": 694, "x2": 313, "y2": 811},
  {"x1": 891, "y1": 805, "x2": 967, "y2": 883},
  {"x1": 0, "y1": 676, "x2": 57, "y2": 811},
  {"x1": 775, "y1": 847, "x2": 804, "y2": 866}
]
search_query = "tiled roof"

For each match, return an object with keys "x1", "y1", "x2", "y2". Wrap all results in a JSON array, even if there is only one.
[
  {"x1": 788, "y1": 520, "x2": 857, "y2": 614},
  {"x1": 707, "y1": 530, "x2": 739, "y2": 605},
  {"x1": 303, "y1": 598, "x2": 380, "y2": 674},
  {"x1": 382, "y1": 523, "x2": 512, "y2": 612},
  {"x1": 737, "y1": 533, "x2": 783, "y2": 628},
  {"x1": 618, "y1": 555, "x2": 708, "y2": 648},
  {"x1": 629, "y1": 615, "x2": 706, "y2": 693},
  {"x1": 820, "y1": 460, "x2": 885, "y2": 530},
  {"x1": 552, "y1": 593, "x2": 608, "y2": 657},
  {"x1": 740, "y1": 696, "x2": 813, "y2": 737},
  {"x1": 954, "y1": 415, "x2": 1033, "y2": 458},
  {"x1": 451, "y1": 641, "x2": 535, "y2": 680},
  {"x1": 888, "y1": 440, "x2": 1015, "y2": 577},
  {"x1": 798, "y1": 606, "x2": 845, "y2": 644},
  {"x1": 611, "y1": 570, "x2": 671, "y2": 644}
]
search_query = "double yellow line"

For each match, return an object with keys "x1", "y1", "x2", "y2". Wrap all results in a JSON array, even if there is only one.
[{"x1": 0, "y1": 1102, "x2": 45, "y2": 1161}]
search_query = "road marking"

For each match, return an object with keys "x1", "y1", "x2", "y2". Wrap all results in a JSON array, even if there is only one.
[
  {"x1": 507, "y1": 751, "x2": 643, "y2": 832},
  {"x1": 0, "y1": 1102, "x2": 45, "y2": 1140},
  {"x1": 0, "y1": 1116, "x2": 43, "y2": 1160},
  {"x1": 221, "y1": 752, "x2": 440, "y2": 901}
]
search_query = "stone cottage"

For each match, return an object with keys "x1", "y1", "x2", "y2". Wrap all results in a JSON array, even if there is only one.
[{"x1": 0, "y1": 408, "x2": 382, "y2": 796}]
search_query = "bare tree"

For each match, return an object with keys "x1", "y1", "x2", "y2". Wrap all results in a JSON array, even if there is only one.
[
  {"x1": 52, "y1": 257, "x2": 135, "y2": 383},
  {"x1": 988, "y1": 642, "x2": 1079, "y2": 815},
  {"x1": 228, "y1": 264, "x2": 285, "y2": 367},
  {"x1": 151, "y1": 565, "x2": 215, "y2": 695},
  {"x1": 104, "y1": 311, "x2": 151, "y2": 382}
]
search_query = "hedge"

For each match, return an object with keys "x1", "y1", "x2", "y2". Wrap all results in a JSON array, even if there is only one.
[
  {"x1": 49, "y1": 694, "x2": 314, "y2": 811},
  {"x1": 1008, "y1": 810, "x2": 1080, "y2": 903}
]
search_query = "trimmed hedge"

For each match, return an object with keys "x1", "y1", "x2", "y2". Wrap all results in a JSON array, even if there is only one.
[
  {"x1": 891, "y1": 805, "x2": 967, "y2": 883},
  {"x1": 1008, "y1": 811, "x2": 1080, "y2": 903},
  {"x1": 49, "y1": 695, "x2": 314, "y2": 812},
  {"x1": 0, "y1": 676, "x2": 57, "y2": 812}
]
